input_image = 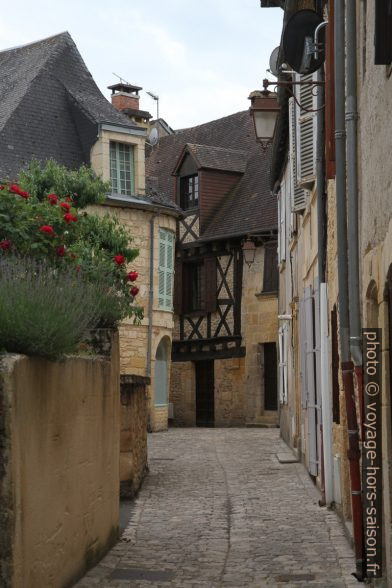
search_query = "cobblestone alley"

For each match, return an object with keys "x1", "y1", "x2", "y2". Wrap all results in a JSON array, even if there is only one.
[{"x1": 77, "y1": 429, "x2": 358, "y2": 587}]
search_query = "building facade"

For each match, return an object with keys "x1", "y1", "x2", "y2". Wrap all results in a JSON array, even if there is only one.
[{"x1": 147, "y1": 111, "x2": 279, "y2": 427}]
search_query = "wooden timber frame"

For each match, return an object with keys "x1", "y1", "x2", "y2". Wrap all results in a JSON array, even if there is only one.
[{"x1": 172, "y1": 239, "x2": 245, "y2": 362}]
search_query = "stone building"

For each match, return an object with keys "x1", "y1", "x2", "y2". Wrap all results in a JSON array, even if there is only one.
[
  {"x1": 146, "y1": 111, "x2": 278, "y2": 427},
  {"x1": 0, "y1": 32, "x2": 179, "y2": 436},
  {"x1": 260, "y1": 0, "x2": 392, "y2": 582}
]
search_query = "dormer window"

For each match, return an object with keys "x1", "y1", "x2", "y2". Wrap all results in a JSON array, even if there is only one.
[
  {"x1": 110, "y1": 141, "x2": 135, "y2": 195},
  {"x1": 180, "y1": 174, "x2": 199, "y2": 210}
]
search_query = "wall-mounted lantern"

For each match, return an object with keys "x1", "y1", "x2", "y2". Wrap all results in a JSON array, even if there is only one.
[{"x1": 242, "y1": 238, "x2": 256, "y2": 267}]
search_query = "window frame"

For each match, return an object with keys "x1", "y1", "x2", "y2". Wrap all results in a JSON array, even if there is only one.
[
  {"x1": 110, "y1": 141, "x2": 135, "y2": 196},
  {"x1": 180, "y1": 174, "x2": 199, "y2": 210}
]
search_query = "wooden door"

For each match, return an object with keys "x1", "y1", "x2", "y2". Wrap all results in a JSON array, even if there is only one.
[
  {"x1": 264, "y1": 343, "x2": 278, "y2": 410},
  {"x1": 195, "y1": 361, "x2": 214, "y2": 427}
]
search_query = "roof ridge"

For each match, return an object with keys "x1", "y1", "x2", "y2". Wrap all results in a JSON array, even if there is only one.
[
  {"x1": 174, "y1": 109, "x2": 248, "y2": 135},
  {"x1": 187, "y1": 143, "x2": 248, "y2": 154},
  {"x1": 0, "y1": 31, "x2": 72, "y2": 55}
]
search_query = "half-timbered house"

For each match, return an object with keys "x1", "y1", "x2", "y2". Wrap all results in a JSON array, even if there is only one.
[{"x1": 146, "y1": 110, "x2": 278, "y2": 427}]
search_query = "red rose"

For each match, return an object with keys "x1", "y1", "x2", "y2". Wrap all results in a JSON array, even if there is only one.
[
  {"x1": 10, "y1": 184, "x2": 29, "y2": 199},
  {"x1": 0, "y1": 239, "x2": 11, "y2": 250},
  {"x1": 66, "y1": 196, "x2": 73, "y2": 203},
  {"x1": 60, "y1": 202, "x2": 71, "y2": 212},
  {"x1": 114, "y1": 254, "x2": 125, "y2": 266},
  {"x1": 0, "y1": 185, "x2": 4, "y2": 190},
  {"x1": 127, "y1": 271, "x2": 138, "y2": 282},
  {"x1": 48, "y1": 194, "x2": 58, "y2": 205},
  {"x1": 57, "y1": 245, "x2": 66, "y2": 257},
  {"x1": 63, "y1": 213, "x2": 77, "y2": 223},
  {"x1": 130, "y1": 286, "x2": 139, "y2": 297},
  {"x1": 39, "y1": 225, "x2": 55, "y2": 236}
]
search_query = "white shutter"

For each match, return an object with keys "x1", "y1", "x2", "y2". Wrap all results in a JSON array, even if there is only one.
[
  {"x1": 278, "y1": 326, "x2": 284, "y2": 404},
  {"x1": 299, "y1": 294, "x2": 308, "y2": 408},
  {"x1": 158, "y1": 233, "x2": 166, "y2": 308},
  {"x1": 158, "y1": 229, "x2": 175, "y2": 310},
  {"x1": 277, "y1": 187, "x2": 286, "y2": 264},
  {"x1": 296, "y1": 73, "x2": 317, "y2": 189},
  {"x1": 304, "y1": 286, "x2": 318, "y2": 477},
  {"x1": 288, "y1": 97, "x2": 307, "y2": 212},
  {"x1": 283, "y1": 324, "x2": 288, "y2": 404}
]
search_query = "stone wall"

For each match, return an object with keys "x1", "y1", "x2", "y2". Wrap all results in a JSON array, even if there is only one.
[
  {"x1": 119, "y1": 374, "x2": 149, "y2": 499},
  {"x1": 0, "y1": 335, "x2": 120, "y2": 588},
  {"x1": 170, "y1": 362, "x2": 196, "y2": 426},
  {"x1": 88, "y1": 203, "x2": 177, "y2": 432}
]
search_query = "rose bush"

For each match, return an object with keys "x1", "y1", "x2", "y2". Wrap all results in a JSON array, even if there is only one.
[{"x1": 0, "y1": 162, "x2": 143, "y2": 355}]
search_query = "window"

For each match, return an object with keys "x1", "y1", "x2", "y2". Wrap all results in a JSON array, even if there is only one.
[
  {"x1": 158, "y1": 229, "x2": 175, "y2": 310},
  {"x1": 375, "y1": 0, "x2": 392, "y2": 65},
  {"x1": 110, "y1": 142, "x2": 135, "y2": 195},
  {"x1": 182, "y1": 262, "x2": 205, "y2": 313},
  {"x1": 174, "y1": 257, "x2": 217, "y2": 315},
  {"x1": 180, "y1": 174, "x2": 199, "y2": 210},
  {"x1": 263, "y1": 245, "x2": 278, "y2": 293}
]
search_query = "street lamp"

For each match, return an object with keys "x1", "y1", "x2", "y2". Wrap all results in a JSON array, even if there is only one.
[
  {"x1": 248, "y1": 81, "x2": 280, "y2": 150},
  {"x1": 242, "y1": 238, "x2": 256, "y2": 268}
]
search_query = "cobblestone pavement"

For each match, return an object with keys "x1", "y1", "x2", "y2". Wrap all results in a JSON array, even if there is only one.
[{"x1": 77, "y1": 429, "x2": 358, "y2": 588}]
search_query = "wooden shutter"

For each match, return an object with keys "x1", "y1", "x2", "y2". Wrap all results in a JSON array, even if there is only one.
[
  {"x1": 278, "y1": 190, "x2": 286, "y2": 263},
  {"x1": 304, "y1": 286, "x2": 318, "y2": 477},
  {"x1": 204, "y1": 256, "x2": 217, "y2": 313},
  {"x1": 296, "y1": 73, "x2": 317, "y2": 189},
  {"x1": 263, "y1": 244, "x2": 278, "y2": 292},
  {"x1": 299, "y1": 294, "x2": 308, "y2": 408},
  {"x1": 173, "y1": 258, "x2": 183, "y2": 314},
  {"x1": 288, "y1": 97, "x2": 307, "y2": 212},
  {"x1": 158, "y1": 232, "x2": 166, "y2": 308},
  {"x1": 375, "y1": 0, "x2": 392, "y2": 65},
  {"x1": 158, "y1": 230, "x2": 175, "y2": 310},
  {"x1": 278, "y1": 326, "x2": 285, "y2": 404}
]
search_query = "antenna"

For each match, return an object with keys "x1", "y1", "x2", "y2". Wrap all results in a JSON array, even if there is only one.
[
  {"x1": 112, "y1": 72, "x2": 131, "y2": 85},
  {"x1": 146, "y1": 90, "x2": 159, "y2": 120}
]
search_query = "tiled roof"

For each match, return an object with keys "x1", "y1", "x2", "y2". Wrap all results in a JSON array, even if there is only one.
[
  {"x1": 146, "y1": 110, "x2": 277, "y2": 238},
  {"x1": 0, "y1": 32, "x2": 141, "y2": 179},
  {"x1": 183, "y1": 144, "x2": 248, "y2": 174}
]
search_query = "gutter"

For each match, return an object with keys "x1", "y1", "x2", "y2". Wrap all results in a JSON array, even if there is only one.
[{"x1": 334, "y1": 1, "x2": 363, "y2": 579}]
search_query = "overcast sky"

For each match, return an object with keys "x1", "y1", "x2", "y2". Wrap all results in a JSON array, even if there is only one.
[{"x1": 1, "y1": 1, "x2": 283, "y2": 130}]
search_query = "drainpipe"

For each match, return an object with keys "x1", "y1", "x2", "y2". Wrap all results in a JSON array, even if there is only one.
[
  {"x1": 346, "y1": 0, "x2": 364, "y2": 430},
  {"x1": 147, "y1": 213, "x2": 159, "y2": 378},
  {"x1": 334, "y1": 0, "x2": 363, "y2": 579}
]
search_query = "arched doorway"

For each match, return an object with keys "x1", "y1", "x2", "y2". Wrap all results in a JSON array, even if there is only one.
[{"x1": 154, "y1": 338, "x2": 170, "y2": 406}]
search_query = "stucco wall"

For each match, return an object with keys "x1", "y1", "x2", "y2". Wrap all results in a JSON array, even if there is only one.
[
  {"x1": 0, "y1": 336, "x2": 120, "y2": 588},
  {"x1": 88, "y1": 203, "x2": 177, "y2": 432}
]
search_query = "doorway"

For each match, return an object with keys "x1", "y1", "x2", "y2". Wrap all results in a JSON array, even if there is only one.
[
  {"x1": 195, "y1": 360, "x2": 214, "y2": 426},
  {"x1": 264, "y1": 343, "x2": 278, "y2": 410}
]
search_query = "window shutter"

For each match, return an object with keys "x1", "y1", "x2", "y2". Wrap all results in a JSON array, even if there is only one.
[
  {"x1": 304, "y1": 286, "x2": 318, "y2": 476},
  {"x1": 278, "y1": 326, "x2": 284, "y2": 404},
  {"x1": 158, "y1": 232, "x2": 166, "y2": 308},
  {"x1": 173, "y1": 259, "x2": 183, "y2": 314},
  {"x1": 278, "y1": 190, "x2": 286, "y2": 263},
  {"x1": 288, "y1": 97, "x2": 307, "y2": 212},
  {"x1": 263, "y1": 244, "x2": 278, "y2": 292},
  {"x1": 204, "y1": 256, "x2": 217, "y2": 313},
  {"x1": 299, "y1": 294, "x2": 308, "y2": 408},
  {"x1": 296, "y1": 74, "x2": 317, "y2": 189},
  {"x1": 158, "y1": 229, "x2": 175, "y2": 310}
]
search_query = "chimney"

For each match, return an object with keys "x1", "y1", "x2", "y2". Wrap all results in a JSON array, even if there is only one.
[{"x1": 108, "y1": 82, "x2": 142, "y2": 112}]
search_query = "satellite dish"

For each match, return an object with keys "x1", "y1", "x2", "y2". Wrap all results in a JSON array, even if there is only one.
[
  {"x1": 283, "y1": 10, "x2": 325, "y2": 75},
  {"x1": 269, "y1": 47, "x2": 280, "y2": 77},
  {"x1": 148, "y1": 127, "x2": 159, "y2": 146}
]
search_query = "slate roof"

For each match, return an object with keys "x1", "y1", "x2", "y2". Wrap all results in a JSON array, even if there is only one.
[
  {"x1": 174, "y1": 143, "x2": 248, "y2": 175},
  {"x1": 146, "y1": 111, "x2": 277, "y2": 239},
  {"x1": 0, "y1": 32, "x2": 141, "y2": 180}
]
